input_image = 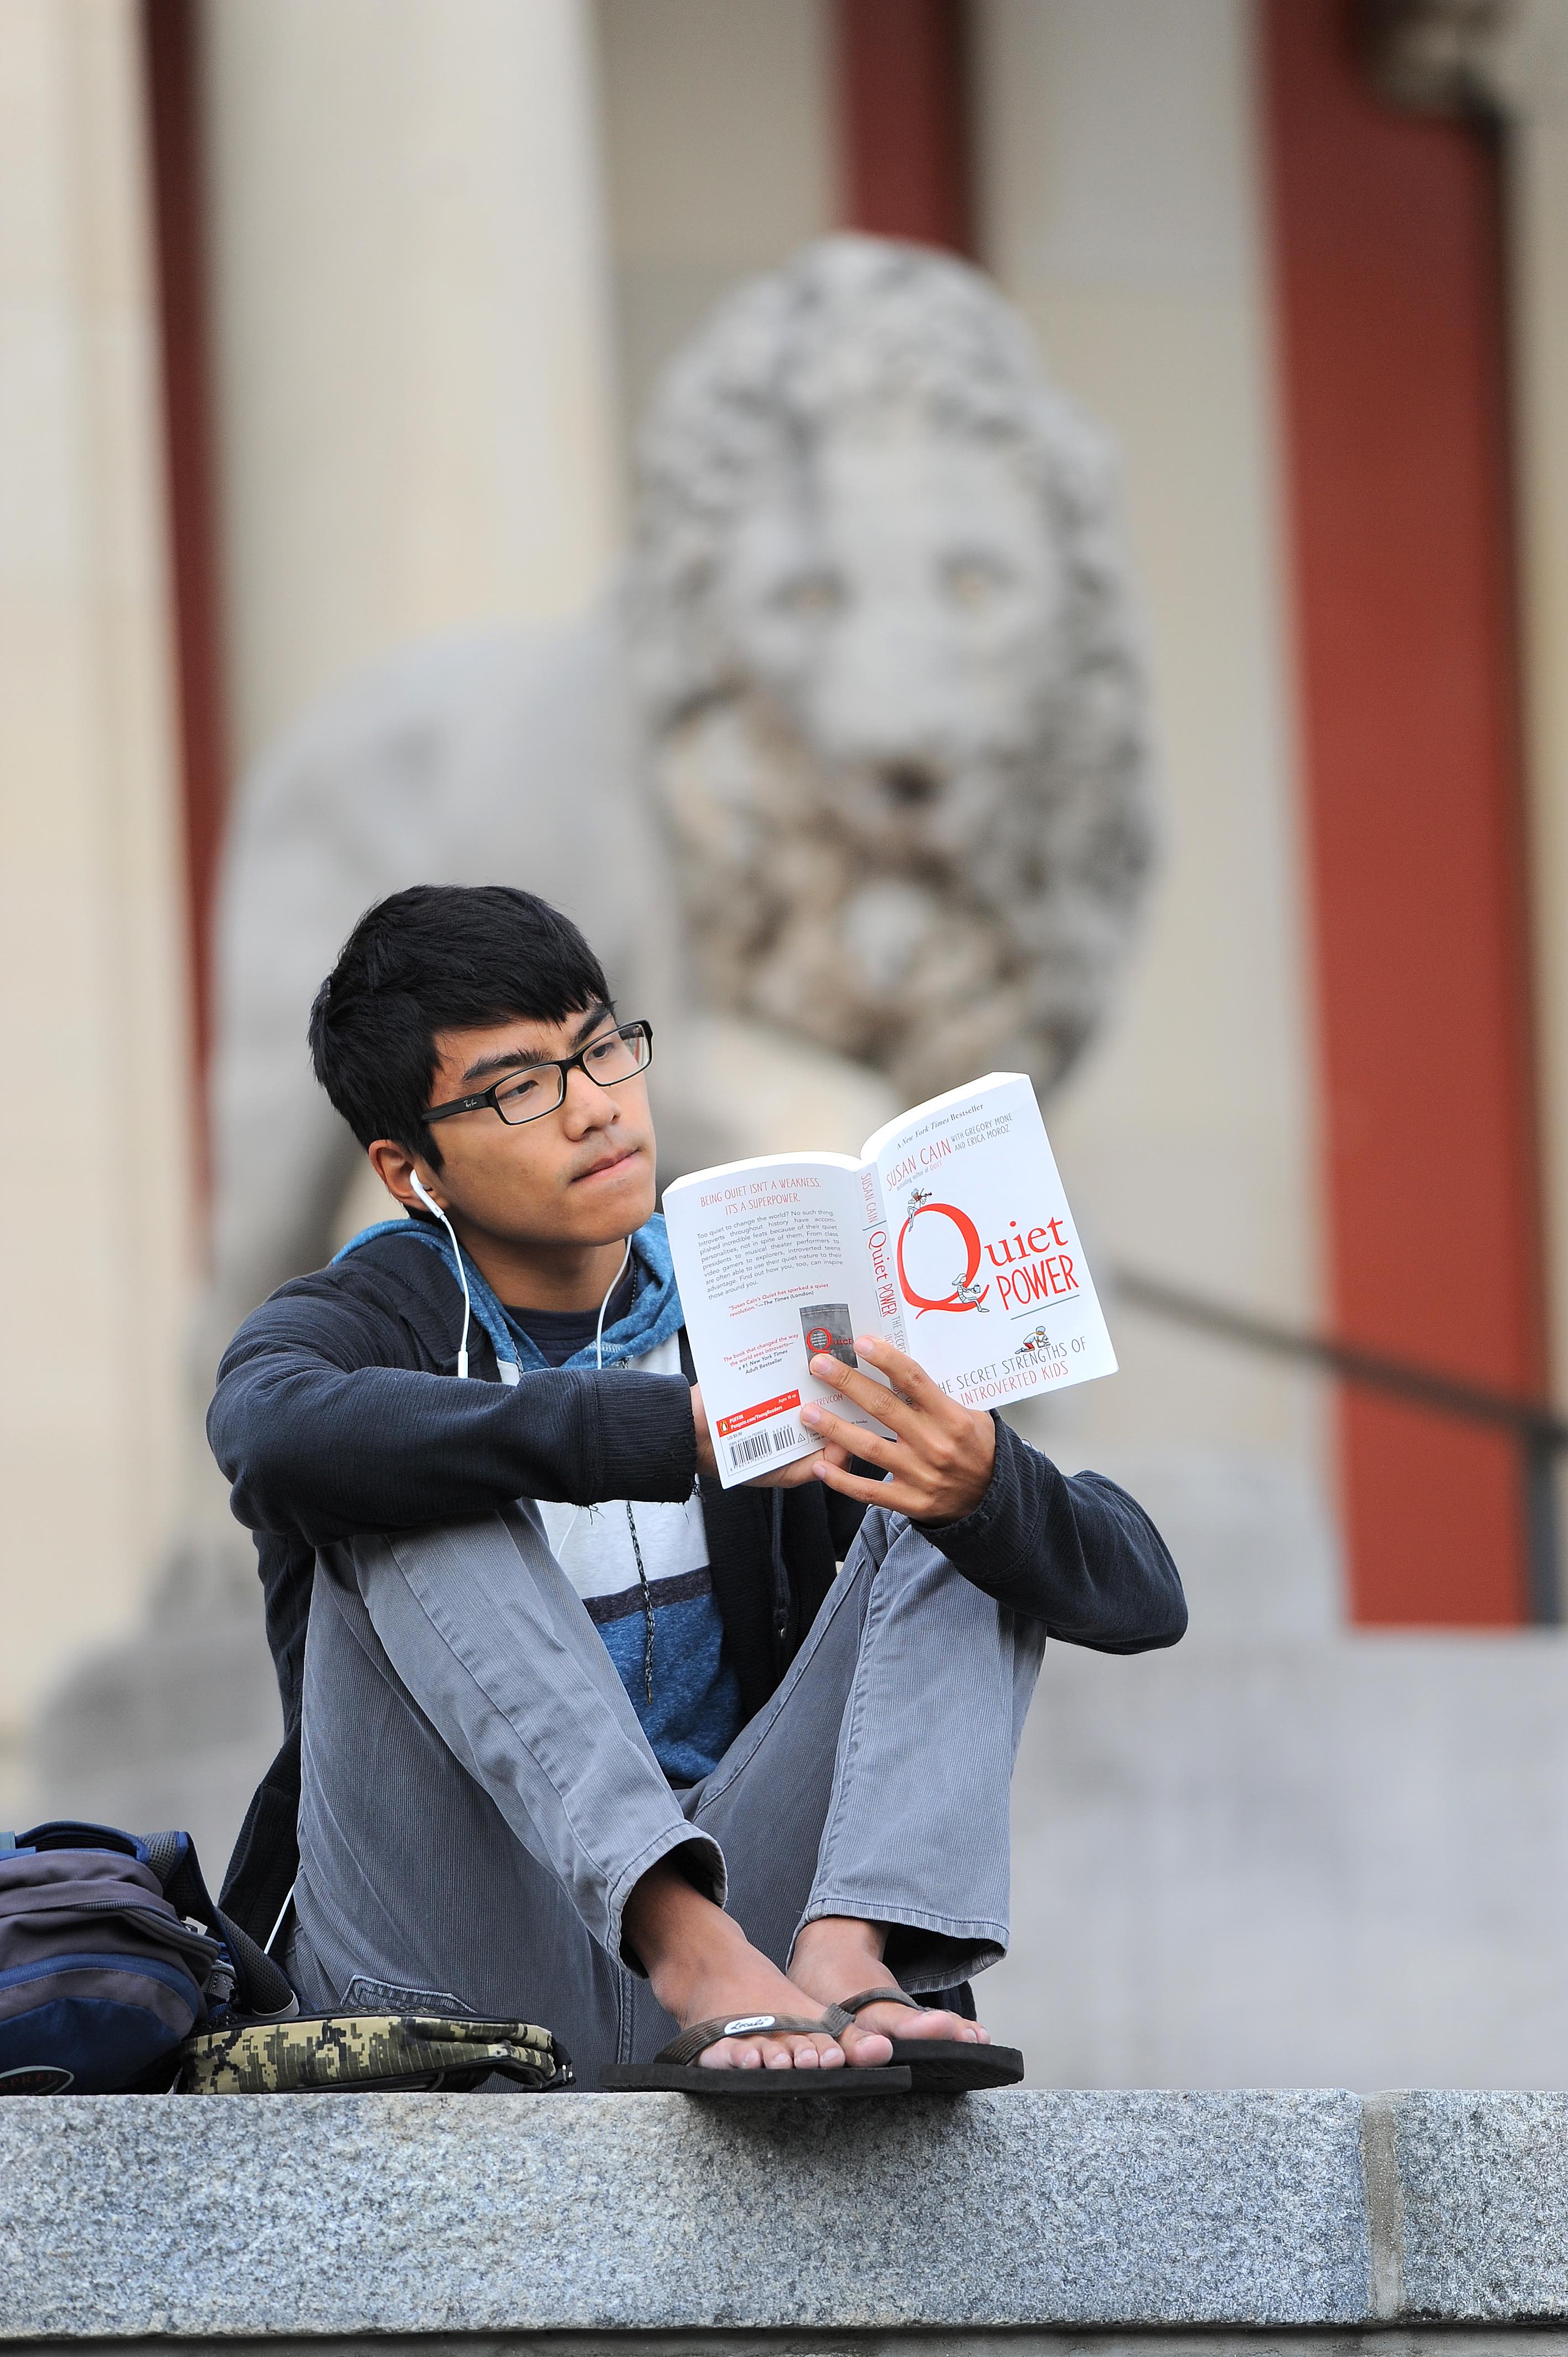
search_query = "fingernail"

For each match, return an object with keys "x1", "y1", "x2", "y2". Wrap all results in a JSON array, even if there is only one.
[
  {"x1": 801, "y1": 1405, "x2": 821, "y2": 1427},
  {"x1": 854, "y1": 1336, "x2": 878, "y2": 1354},
  {"x1": 809, "y1": 1354, "x2": 836, "y2": 1377}
]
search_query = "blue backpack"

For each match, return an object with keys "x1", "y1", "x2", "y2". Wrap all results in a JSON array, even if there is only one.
[{"x1": 0, "y1": 1821, "x2": 295, "y2": 2094}]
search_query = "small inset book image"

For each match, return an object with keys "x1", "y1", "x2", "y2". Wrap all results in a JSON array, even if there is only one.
[{"x1": 798, "y1": 1304, "x2": 858, "y2": 1370}]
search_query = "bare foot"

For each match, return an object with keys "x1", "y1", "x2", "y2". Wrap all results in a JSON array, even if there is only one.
[
  {"x1": 625, "y1": 1857, "x2": 851, "y2": 2072},
  {"x1": 790, "y1": 1915, "x2": 993, "y2": 2067}
]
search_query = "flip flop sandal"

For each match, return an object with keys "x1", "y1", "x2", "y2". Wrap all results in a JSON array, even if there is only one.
[
  {"x1": 601, "y1": 2008, "x2": 913, "y2": 2097},
  {"x1": 837, "y1": 1987, "x2": 1025, "y2": 2094}
]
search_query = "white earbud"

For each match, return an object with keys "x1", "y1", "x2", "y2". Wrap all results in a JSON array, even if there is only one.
[{"x1": 408, "y1": 1171, "x2": 471, "y2": 1380}]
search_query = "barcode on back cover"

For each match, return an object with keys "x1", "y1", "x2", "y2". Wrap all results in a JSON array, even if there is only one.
[{"x1": 729, "y1": 1424, "x2": 790, "y2": 1471}]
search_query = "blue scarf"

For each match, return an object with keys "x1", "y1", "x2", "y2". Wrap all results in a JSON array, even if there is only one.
[{"x1": 333, "y1": 1211, "x2": 684, "y2": 1382}]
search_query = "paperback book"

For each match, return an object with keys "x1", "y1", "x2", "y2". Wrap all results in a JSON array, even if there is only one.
[{"x1": 663, "y1": 1071, "x2": 1116, "y2": 1486}]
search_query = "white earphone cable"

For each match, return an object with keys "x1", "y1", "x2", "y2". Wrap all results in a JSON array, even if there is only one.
[
  {"x1": 408, "y1": 1171, "x2": 472, "y2": 1378},
  {"x1": 595, "y1": 1237, "x2": 633, "y2": 1371},
  {"x1": 408, "y1": 1201, "x2": 646, "y2": 1677},
  {"x1": 594, "y1": 1238, "x2": 653, "y2": 1696}
]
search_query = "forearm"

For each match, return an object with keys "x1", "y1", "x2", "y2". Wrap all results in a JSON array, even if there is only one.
[
  {"x1": 210, "y1": 1349, "x2": 697, "y2": 1543},
  {"x1": 930, "y1": 1419, "x2": 1187, "y2": 1651}
]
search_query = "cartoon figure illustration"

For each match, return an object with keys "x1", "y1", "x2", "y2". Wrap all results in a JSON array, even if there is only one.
[
  {"x1": 952, "y1": 1271, "x2": 990, "y2": 1310},
  {"x1": 907, "y1": 1186, "x2": 933, "y2": 1211},
  {"x1": 1018, "y1": 1326, "x2": 1053, "y2": 1354}
]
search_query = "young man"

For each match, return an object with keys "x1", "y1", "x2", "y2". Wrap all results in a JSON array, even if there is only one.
[{"x1": 211, "y1": 884, "x2": 1185, "y2": 2088}]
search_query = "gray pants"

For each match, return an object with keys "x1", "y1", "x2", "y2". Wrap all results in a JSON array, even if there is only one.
[{"x1": 292, "y1": 1501, "x2": 1046, "y2": 2088}]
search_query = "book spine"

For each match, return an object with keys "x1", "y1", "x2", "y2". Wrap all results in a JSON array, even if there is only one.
[{"x1": 857, "y1": 1164, "x2": 907, "y2": 1354}]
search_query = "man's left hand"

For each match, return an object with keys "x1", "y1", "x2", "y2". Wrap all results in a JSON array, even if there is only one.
[{"x1": 799, "y1": 1336, "x2": 997, "y2": 1523}]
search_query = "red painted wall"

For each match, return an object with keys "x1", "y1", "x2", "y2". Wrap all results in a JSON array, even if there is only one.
[
  {"x1": 142, "y1": 0, "x2": 226, "y2": 1174},
  {"x1": 1262, "y1": 0, "x2": 1546, "y2": 1622},
  {"x1": 834, "y1": 0, "x2": 973, "y2": 255}
]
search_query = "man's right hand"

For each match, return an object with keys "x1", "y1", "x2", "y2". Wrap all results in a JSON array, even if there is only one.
[{"x1": 689, "y1": 1382, "x2": 850, "y2": 1491}]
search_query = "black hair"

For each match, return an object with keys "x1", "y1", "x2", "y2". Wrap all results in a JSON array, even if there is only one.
[{"x1": 308, "y1": 884, "x2": 611, "y2": 1166}]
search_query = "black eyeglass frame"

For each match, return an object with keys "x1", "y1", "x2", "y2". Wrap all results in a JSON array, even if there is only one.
[{"x1": 424, "y1": 1018, "x2": 654, "y2": 1128}]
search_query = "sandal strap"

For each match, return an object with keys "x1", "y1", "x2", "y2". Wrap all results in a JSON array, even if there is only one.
[
  {"x1": 837, "y1": 1986, "x2": 924, "y2": 2018},
  {"x1": 656, "y1": 2006, "x2": 855, "y2": 2067}
]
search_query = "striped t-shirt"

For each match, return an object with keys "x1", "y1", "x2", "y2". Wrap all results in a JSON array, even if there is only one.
[{"x1": 504, "y1": 1301, "x2": 743, "y2": 1786}]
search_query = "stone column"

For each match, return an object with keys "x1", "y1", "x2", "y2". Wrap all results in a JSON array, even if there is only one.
[
  {"x1": 201, "y1": 0, "x2": 622, "y2": 773},
  {"x1": 0, "y1": 0, "x2": 195, "y2": 1782}
]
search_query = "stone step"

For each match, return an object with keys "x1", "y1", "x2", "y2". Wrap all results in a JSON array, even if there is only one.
[{"x1": 2, "y1": 2087, "x2": 1565, "y2": 2344}]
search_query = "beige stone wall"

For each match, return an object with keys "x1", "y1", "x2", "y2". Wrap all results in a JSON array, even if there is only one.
[
  {"x1": 595, "y1": 0, "x2": 834, "y2": 461},
  {"x1": 973, "y1": 0, "x2": 1332, "y2": 1494},
  {"x1": 202, "y1": 0, "x2": 622, "y2": 775},
  {"x1": 0, "y1": 0, "x2": 195, "y2": 1729}
]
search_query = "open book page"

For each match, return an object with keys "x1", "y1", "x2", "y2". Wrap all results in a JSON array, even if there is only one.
[
  {"x1": 662, "y1": 1154, "x2": 888, "y2": 1488},
  {"x1": 861, "y1": 1072, "x2": 1117, "y2": 1412}
]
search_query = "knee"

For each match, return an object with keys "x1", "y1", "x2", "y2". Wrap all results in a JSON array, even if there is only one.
[
  {"x1": 862, "y1": 1510, "x2": 975, "y2": 1600},
  {"x1": 842, "y1": 1504, "x2": 902, "y2": 1580}
]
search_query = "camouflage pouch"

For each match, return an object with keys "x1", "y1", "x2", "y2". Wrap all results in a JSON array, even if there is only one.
[{"x1": 175, "y1": 2011, "x2": 572, "y2": 2094}]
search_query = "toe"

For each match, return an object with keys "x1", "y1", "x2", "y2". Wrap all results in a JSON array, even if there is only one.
[
  {"x1": 693, "y1": 2025, "x2": 863, "y2": 2073},
  {"x1": 853, "y1": 2004, "x2": 989, "y2": 2045},
  {"x1": 698, "y1": 2037, "x2": 762, "y2": 2070}
]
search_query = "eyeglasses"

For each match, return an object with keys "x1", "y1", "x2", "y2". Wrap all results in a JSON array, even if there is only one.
[{"x1": 425, "y1": 1020, "x2": 654, "y2": 1129}]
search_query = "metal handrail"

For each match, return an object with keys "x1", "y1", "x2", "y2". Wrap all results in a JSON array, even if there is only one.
[{"x1": 1112, "y1": 1266, "x2": 1565, "y2": 1625}]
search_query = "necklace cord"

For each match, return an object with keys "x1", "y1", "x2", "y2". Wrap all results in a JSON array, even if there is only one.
[{"x1": 625, "y1": 1501, "x2": 655, "y2": 1701}]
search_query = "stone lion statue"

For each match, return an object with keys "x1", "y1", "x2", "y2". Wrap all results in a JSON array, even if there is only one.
[
  {"x1": 194, "y1": 233, "x2": 1154, "y2": 1478},
  {"x1": 630, "y1": 235, "x2": 1153, "y2": 1108}
]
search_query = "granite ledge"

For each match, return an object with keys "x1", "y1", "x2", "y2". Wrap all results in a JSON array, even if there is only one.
[{"x1": 0, "y1": 2087, "x2": 1563, "y2": 2340}]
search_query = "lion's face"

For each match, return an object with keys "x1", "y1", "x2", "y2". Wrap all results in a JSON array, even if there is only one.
[
  {"x1": 651, "y1": 415, "x2": 1141, "y2": 1107},
  {"x1": 718, "y1": 420, "x2": 1066, "y2": 863}
]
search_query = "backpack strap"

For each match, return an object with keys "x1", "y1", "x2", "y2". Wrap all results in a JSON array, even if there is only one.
[
  {"x1": 215, "y1": 1909, "x2": 297, "y2": 2019},
  {"x1": 19, "y1": 1819, "x2": 140, "y2": 1859},
  {"x1": 140, "y1": 1824, "x2": 297, "y2": 2019}
]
